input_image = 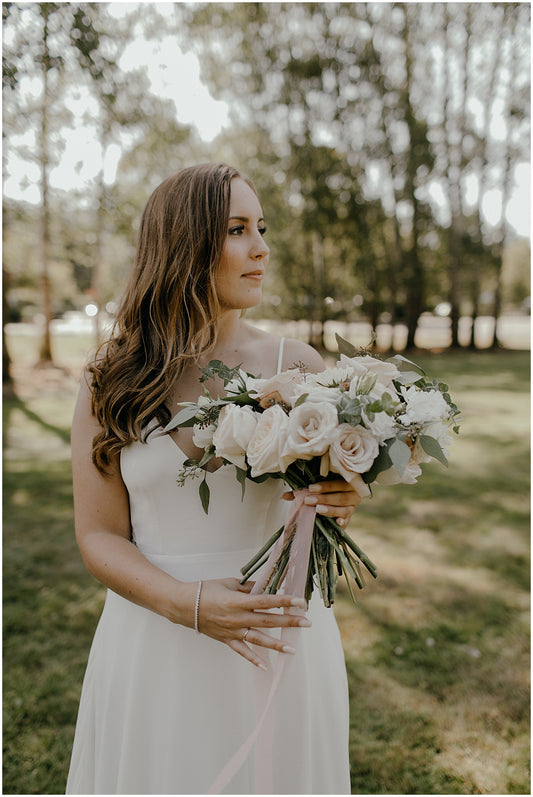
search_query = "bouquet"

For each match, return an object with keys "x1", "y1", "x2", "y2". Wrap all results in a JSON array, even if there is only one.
[{"x1": 166, "y1": 335, "x2": 460, "y2": 607}]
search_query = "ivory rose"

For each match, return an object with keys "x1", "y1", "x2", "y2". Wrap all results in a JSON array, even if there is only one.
[
  {"x1": 281, "y1": 402, "x2": 338, "y2": 469},
  {"x1": 212, "y1": 405, "x2": 258, "y2": 469},
  {"x1": 247, "y1": 404, "x2": 289, "y2": 477},
  {"x1": 327, "y1": 424, "x2": 378, "y2": 496}
]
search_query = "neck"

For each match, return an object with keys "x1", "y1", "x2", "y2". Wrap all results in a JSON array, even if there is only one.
[
  {"x1": 214, "y1": 309, "x2": 242, "y2": 347},
  {"x1": 196, "y1": 310, "x2": 244, "y2": 366}
]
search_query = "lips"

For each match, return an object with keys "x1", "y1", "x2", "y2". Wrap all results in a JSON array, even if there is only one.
[{"x1": 242, "y1": 269, "x2": 264, "y2": 279}]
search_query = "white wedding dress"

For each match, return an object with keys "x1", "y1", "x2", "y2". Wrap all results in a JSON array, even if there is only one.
[{"x1": 66, "y1": 373, "x2": 351, "y2": 795}]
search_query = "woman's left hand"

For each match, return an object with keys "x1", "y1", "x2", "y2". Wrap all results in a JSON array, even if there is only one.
[{"x1": 282, "y1": 479, "x2": 363, "y2": 528}]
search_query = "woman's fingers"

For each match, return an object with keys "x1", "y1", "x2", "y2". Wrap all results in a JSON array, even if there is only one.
[
  {"x1": 196, "y1": 579, "x2": 311, "y2": 666},
  {"x1": 302, "y1": 479, "x2": 362, "y2": 526}
]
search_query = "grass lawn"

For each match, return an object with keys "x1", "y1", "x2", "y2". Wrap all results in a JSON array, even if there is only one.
[{"x1": 3, "y1": 340, "x2": 530, "y2": 794}]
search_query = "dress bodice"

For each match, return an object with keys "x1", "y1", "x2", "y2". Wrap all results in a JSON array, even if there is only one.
[{"x1": 120, "y1": 428, "x2": 286, "y2": 568}]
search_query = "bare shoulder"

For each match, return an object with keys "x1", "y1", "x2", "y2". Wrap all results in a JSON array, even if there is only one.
[
  {"x1": 280, "y1": 337, "x2": 326, "y2": 374},
  {"x1": 239, "y1": 323, "x2": 325, "y2": 376}
]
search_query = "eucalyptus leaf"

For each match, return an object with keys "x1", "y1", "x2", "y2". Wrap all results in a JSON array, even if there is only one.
[
  {"x1": 294, "y1": 392, "x2": 308, "y2": 407},
  {"x1": 363, "y1": 444, "x2": 392, "y2": 483},
  {"x1": 381, "y1": 391, "x2": 399, "y2": 415},
  {"x1": 198, "y1": 448, "x2": 215, "y2": 468},
  {"x1": 235, "y1": 466, "x2": 248, "y2": 501},
  {"x1": 222, "y1": 392, "x2": 256, "y2": 406},
  {"x1": 164, "y1": 405, "x2": 200, "y2": 431},
  {"x1": 199, "y1": 478, "x2": 210, "y2": 514},
  {"x1": 387, "y1": 353, "x2": 425, "y2": 375},
  {"x1": 393, "y1": 370, "x2": 427, "y2": 386},
  {"x1": 388, "y1": 438, "x2": 411, "y2": 475},
  {"x1": 337, "y1": 394, "x2": 363, "y2": 426},
  {"x1": 335, "y1": 333, "x2": 358, "y2": 358},
  {"x1": 419, "y1": 435, "x2": 448, "y2": 466}
]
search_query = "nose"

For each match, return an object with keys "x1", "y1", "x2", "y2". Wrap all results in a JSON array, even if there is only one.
[{"x1": 252, "y1": 234, "x2": 269, "y2": 261}]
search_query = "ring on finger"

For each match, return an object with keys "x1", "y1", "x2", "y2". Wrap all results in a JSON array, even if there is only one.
[{"x1": 242, "y1": 628, "x2": 250, "y2": 643}]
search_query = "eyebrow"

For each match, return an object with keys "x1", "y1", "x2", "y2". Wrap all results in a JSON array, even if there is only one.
[{"x1": 229, "y1": 216, "x2": 265, "y2": 223}]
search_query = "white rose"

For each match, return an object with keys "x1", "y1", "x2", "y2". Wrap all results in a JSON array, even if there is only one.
[
  {"x1": 375, "y1": 461, "x2": 422, "y2": 486},
  {"x1": 281, "y1": 402, "x2": 338, "y2": 468},
  {"x1": 399, "y1": 386, "x2": 450, "y2": 425},
  {"x1": 192, "y1": 422, "x2": 217, "y2": 450},
  {"x1": 328, "y1": 423, "x2": 379, "y2": 480},
  {"x1": 247, "y1": 404, "x2": 289, "y2": 477},
  {"x1": 212, "y1": 404, "x2": 258, "y2": 469}
]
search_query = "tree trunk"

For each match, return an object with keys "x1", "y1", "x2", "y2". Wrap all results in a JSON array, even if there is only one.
[
  {"x1": 2, "y1": 268, "x2": 15, "y2": 396},
  {"x1": 38, "y1": 9, "x2": 53, "y2": 363},
  {"x1": 308, "y1": 231, "x2": 325, "y2": 349}
]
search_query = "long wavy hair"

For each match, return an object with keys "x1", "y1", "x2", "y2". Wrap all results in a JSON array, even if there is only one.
[{"x1": 89, "y1": 163, "x2": 255, "y2": 472}]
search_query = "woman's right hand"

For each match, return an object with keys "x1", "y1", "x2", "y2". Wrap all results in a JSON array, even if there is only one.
[{"x1": 185, "y1": 578, "x2": 311, "y2": 670}]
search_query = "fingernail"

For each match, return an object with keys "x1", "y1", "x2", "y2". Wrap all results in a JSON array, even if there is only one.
[
  {"x1": 304, "y1": 496, "x2": 318, "y2": 505},
  {"x1": 289, "y1": 598, "x2": 307, "y2": 608},
  {"x1": 337, "y1": 518, "x2": 345, "y2": 527},
  {"x1": 309, "y1": 484, "x2": 321, "y2": 492},
  {"x1": 282, "y1": 645, "x2": 296, "y2": 654},
  {"x1": 299, "y1": 618, "x2": 312, "y2": 627},
  {"x1": 316, "y1": 504, "x2": 328, "y2": 514}
]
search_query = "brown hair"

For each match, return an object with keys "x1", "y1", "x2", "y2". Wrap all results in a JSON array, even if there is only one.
[{"x1": 89, "y1": 163, "x2": 255, "y2": 471}]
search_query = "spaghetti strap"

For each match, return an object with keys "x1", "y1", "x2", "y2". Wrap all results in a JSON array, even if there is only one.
[{"x1": 276, "y1": 337, "x2": 285, "y2": 374}]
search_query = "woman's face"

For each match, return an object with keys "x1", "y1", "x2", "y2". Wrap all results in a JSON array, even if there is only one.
[{"x1": 215, "y1": 177, "x2": 270, "y2": 311}]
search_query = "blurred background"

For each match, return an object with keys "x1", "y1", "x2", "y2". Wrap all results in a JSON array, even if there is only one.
[{"x1": 3, "y1": 3, "x2": 530, "y2": 795}]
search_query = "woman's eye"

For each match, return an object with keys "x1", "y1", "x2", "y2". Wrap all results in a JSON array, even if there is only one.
[
  {"x1": 259, "y1": 226, "x2": 267, "y2": 236},
  {"x1": 229, "y1": 225, "x2": 244, "y2": 235}
]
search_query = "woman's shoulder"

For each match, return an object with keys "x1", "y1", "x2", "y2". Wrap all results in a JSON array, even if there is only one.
[
  {"x1": 241, "y1": 323, "x2": 325, "y2": 374},
  {"x1": 279, "y1": 337, "x2": 325, "y2": 373}
]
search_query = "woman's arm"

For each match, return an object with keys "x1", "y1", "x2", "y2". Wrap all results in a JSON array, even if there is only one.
[{"x1": 71, "y1": 375, "x2": 310, "y2": 670}]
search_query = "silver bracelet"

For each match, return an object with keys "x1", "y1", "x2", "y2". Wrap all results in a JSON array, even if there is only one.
[{"x1": 194, "y1": 580, "x2": 203, "y2": 634}]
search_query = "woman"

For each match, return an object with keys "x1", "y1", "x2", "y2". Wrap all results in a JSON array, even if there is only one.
[{"x1": 67, "y1": 163, "x2": 361, "y2": 794}]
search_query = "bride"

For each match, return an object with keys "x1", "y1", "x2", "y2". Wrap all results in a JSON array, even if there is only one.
[{"x1": 67, "y1": 163, "x2": 362, "y2": 794}]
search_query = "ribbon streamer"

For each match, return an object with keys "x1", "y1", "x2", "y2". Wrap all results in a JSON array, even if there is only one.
[{"x1": 207, "y1": 489, "x2": 316, "y2": 794}]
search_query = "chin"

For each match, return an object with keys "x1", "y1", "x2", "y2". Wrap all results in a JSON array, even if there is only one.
[{"x1": 221, "y1": 290, "x2": 263, "y2": 312}]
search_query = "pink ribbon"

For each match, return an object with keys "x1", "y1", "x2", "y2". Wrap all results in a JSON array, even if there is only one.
[{"x1": 207, "y1": 488, "x2": 316, "y2": 794}]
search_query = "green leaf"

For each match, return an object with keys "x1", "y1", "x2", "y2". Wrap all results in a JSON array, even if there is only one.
[
  {"x1": 363, "y1": 443, "x2": 393, "y2": 483},
  {"x1": 419, "y1": 435, "x2": 448, "y2": 467},
  {"x1": 381, "y1": 391, "x2": 399, "y2": 415},
  {"x1": 388, "y1": 438, "x2": 411, "y2": 475},
  {"x1": 164, "y1": 405, "x2": 200, "y2": 431},
  {"x1": 393, "y1": 370, "x2": 427, "y2": 386},
  {"x1": 337, "y1": 394, "x2": 363, "y2": 426},
  {"x1": 387, "y1": 353, "x2": 426, "y2": 376},
  {"x1": 235, "y1": 466, "x2": 247, "y2": 501},
  {"x1": 198, "y1": 448, "x2": 215, "y2": 468},
  {"x1": 222, "y1": 392, "x2": 256, "y2": 406},
  {"x1": 335, "y1": 333, "x2": 358, "y2": 358},
  {"x1": 294, "y1": 392, "x2": 308, "y2": 407},
  {"x1": 199, "y1": 478, "x2": 210, "y2": 514}
]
